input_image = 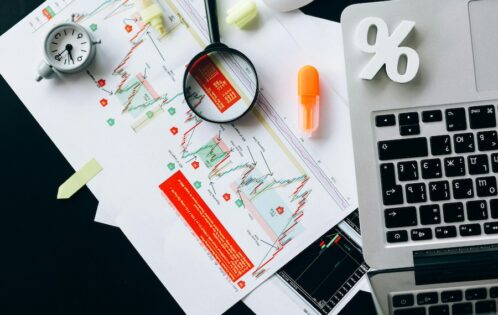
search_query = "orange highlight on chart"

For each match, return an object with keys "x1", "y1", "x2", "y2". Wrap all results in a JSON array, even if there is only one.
[{"x1": 160, "y1": 171, "x2": 253, "y2": 282}]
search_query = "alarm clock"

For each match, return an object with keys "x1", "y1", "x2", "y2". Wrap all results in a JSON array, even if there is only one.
[{"x1": 36, "y1": 22, "x2": 99, "y2": 82}]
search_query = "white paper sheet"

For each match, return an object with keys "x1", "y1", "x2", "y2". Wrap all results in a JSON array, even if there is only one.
[
  {"x1": 92, "y1": 11, "x2": 363, "y2": 315},
  {"x1": 0, "y1": 1, "x2": 357, "y2": 314},
  {"x1": 94, "y1": 8, "x2": 355, "y2": 227},
  {"x1": 273, "y1": 11, "x2": 349, "y2": 103}
]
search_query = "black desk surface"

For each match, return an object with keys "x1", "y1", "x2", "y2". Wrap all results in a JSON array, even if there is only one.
[{"x1": 0, "y1": 0, "x2": 374, "y2": 314}]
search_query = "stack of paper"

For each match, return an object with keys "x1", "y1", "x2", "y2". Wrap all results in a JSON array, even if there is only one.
[{"x1": 0, "y1": 0, "x2": 358, "y2": 314}]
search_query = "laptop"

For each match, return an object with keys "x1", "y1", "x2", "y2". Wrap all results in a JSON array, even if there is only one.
[{"x1": 341, "y1": 0, "x2": 498, "y2": 314}]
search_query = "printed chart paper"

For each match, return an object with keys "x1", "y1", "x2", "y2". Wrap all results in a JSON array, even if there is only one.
[
  {"x1": 244, "y1": 210, "x2": 370, "y2": 315},
  {"x1": 91, "y1": 11, "x2": 364, "y2": 314},
  {"x1": 0, "y1": 1, "x2": 357, "y2": 314}
]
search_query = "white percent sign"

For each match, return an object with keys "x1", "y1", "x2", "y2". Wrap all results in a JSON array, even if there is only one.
[{"x1": 356, "y1": 17, "x2": 420, "y2": 84}]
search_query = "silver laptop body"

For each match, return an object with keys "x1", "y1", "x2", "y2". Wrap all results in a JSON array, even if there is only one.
[{"x1": 342, "y1": 1, "x2": 498, "y2": 314}]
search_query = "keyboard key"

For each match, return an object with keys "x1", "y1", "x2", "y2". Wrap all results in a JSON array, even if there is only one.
[
  {"x1": 467, "y1": 200, "x2": 488, "y2": 221},
  {"x1": 484, "y1": 222, "x2": 498, "y2": 235},
  {"x1": 428, "y1": 305, "x2": 449, "y2": 315},
  {"x1": 490, "y1": 287, "x2": 498, "y2": 298},
  {"x1": 443, "y1": 202, "x2": 465, "y2": 223},
  {"x1": 398, "y1": 161, "x2": 419, "y2": 181},
  {"x1": 382, "y1": 186, "x2": 403, "y2": 206},
  {"x1": 477, "y1": 131, "x2": 498, "y2": 151},
  {"x1": 406, "y1": 183, "x2": 427, "y2": 203},
  {"x1": 468, "y1": 154, "x2": 489, "y2": 175},
  {"x1": 381, "y1": 164, "x2": 397, "y2": 187},
  {"x1": 454, "y1": 133, "x2": 475, "y2": 153},
  {"x1": 476, "y1": 176, "x2": 497, "y2": 197},
  {"x1": 491, "y1": 199, "x2": 498, "y2": 219},
  {"x1": 376, "y1": 114, "x2": 396, "y2": 127},
  {"x1": 452, "y1": 179, "x2": 474, "y2": 199},
  {"x1": 469, "y1": 105, "x2": 496, "y2": 129},
  {"x1": 420, "y1": 205, "x2": 441, "y2": 225},
  {"x1": 380, "y1": 164, "x2": 403, "y2": 205},
  {"x1": 446, "y1": 108, "x2": 467, "y2": 131},
  {"x1": 393, "y1": 294, "x2": 414, "y2": 307},
  {"x1": 441, "y1": 290, "x2": 463, "y2": 303},
  {"x1": 435, "y1": 226, "x2": 457, "y2": 239},
  {"x1": 459, "y1": 224, "x2": 481, "y2": 236},
  {"x1": 422, "y1": 110, "x2": 442, "y2": 123},
  {"x1": 429, "y1": 181, "x2": 450, "y2": 201},
  {"x1": 385, "y1": 207, "x2": 417, "y2": 228},
  {"x1": 444, "y1": 157, "x2": 465, "y2": 177},
  {"x1": 400, "y1": 125, "x2": 420, "y2": 136},
  {"x1": 394, "y1": 308, "x2": 426, "y2": 315},
  {"x1": 465, "y1": 288, "x2": 487, "y2": 300},
  {"x1": 417, "y1": 292, "x2": 438, "y2": 305},
  {"x1": 430, "y1": 135, "x2": 452, "y2": 156},
  {"x1": 492, "y1": 153, "x2": 498, "y2": 173},
  {"x1": 378, "y1": 138, "x2": 428, "y2": 161},
  {"x1": 400, "y1": 112, "x2": 419, "y2": 125},
  {"x1": 387, "y1": 230, "x2": 408, "y2": 243},
  {"x1": 421, "y1": 159, "x2": 442, "y2": 179},
  {"x1": 475, "y1": 300, "x2": 496, "y2": 313},
  {"x1": 452, "y1": 302, "x2": 472, "y2": 315},
  {"x1": 411, "y1": 228, "x2": 432, "y2": 241}
]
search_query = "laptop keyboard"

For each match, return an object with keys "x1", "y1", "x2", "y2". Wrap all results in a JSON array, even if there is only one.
[
  {"x1": 391, "y1": 285, "x2": 498, "y2": 314},
  {"x1": 375, "y1": 105, "x2": 498, "y2": 244}
]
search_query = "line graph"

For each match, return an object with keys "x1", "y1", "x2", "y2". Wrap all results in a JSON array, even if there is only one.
[
  {"x1": 58, "y1": 0, "x2": 351, "y2": 293},
  {"x1": 214, "y1": 41, "x2": 351, "y2": 212},
  {"x1": 112, "y1": 39, "x2": 145, "y2": 93},
  {"x1": 130, "y1": 92, "x2": 192, "y2": 132},
  {"x1": 29, "y1": 0, "x2": 76, "y2": 33},
  {"x1": 20, "y1": 0, "x2": 358, "y2": 306},
  {"x1": 173, "y1": 104, "x2": 312, "y2": 280},
  {"x1": 116, "y1": 73, "x2": 160, "y2": 116},
  {"x1": 82, "y1": 10, "x2": 181, "y2": 130},
  {"x1": 73, "y1": 0, "x2": 133, "y2": 23}
]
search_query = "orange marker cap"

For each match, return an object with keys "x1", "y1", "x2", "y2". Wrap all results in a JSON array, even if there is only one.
[
  {"x1": 298, "y1": 65, "x2": 320, "y2": 136},
  {"x1": 298, "y1": 65, "x2": 319, "y2": 104}
]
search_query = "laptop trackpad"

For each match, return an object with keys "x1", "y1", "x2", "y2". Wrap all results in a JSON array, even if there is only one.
[{"x1": 469, "y1": 0, "x2": 498, "y2": 92}]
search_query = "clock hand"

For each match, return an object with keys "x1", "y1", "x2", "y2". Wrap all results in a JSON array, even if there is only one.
[
  {"x1": 68, "y1": 49, "x2": 74, "y2": 64},
  {"x1": 55, "y1": 49, "x2": 67, "y2": 61},
  {"x1": 66, "y1": 44, "x2": 75, "y2": 64}
]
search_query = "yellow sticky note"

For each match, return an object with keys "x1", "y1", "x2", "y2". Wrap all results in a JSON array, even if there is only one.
[{"x1": 57, "y1": 158, "x2": 103, "y2": 200}]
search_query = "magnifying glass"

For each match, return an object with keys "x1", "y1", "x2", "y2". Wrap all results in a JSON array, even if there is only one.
[{"x1": 183, "y1": 0, "x2": 259, "y2": 123}]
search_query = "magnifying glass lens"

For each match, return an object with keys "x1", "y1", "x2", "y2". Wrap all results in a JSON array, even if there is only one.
[{"x1": 184, "y1": 49, "x2": 258, "y2": 123}]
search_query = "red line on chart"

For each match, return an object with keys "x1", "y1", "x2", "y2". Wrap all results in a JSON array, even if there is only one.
[
  {"x1": 176, "y1": 100, "x2": 312, "y2": 278},
  {"x1": 112, "y1": 40, "x2": 144, "y2": 92},
  {"x1": 129, "y1": 23, "x2": 150, "y2": 43}
]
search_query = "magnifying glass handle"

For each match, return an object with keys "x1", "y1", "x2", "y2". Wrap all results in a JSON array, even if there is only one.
[{"x1": 205, "y1": 0, "x2": 221, "y2": 44}]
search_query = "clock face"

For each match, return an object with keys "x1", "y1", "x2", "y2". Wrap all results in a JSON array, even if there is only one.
[{"x1": 45, "y1": 24, "x2": 92, "y2": 72}]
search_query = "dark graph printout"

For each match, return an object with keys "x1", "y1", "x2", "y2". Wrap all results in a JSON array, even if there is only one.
[{"x1": 277, "y1": 213, "x2": 368, "y2": 315}]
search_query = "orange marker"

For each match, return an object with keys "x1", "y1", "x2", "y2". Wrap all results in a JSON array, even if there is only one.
[{"x1": 298, "y1": 65, "x2": 320, "y2": 137}]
